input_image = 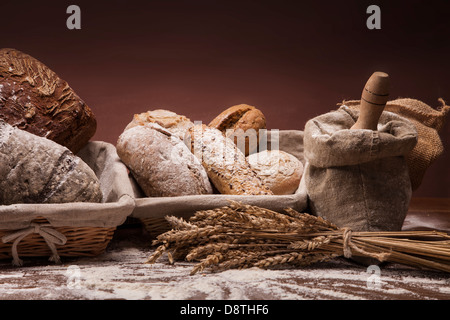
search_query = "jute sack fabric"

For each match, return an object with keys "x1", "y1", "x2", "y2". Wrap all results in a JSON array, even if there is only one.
[
  {"x1": 343, "y1": 98, "x2": 450, "y2": 191},
  {"x1": 304, "y1": 106, "x2": 418, "y2": 232},
  {"x1": 130, "y1": 130, "x2": 307, "y2": 226}
]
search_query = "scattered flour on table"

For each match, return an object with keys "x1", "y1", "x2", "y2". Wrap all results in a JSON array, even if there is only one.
[{"x1": 0, "y1": 244, "x2": 448, "y2": 300}]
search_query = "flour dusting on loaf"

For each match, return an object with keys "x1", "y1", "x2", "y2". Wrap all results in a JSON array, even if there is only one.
[
  {"x1": 247, "y1": 150, "x2": 303, "y2": 195},
  {"x1": 0, "y1": 121, "x2": 102, "y2": 205},
  {"x1": 124, "y1": 109, "x2": 193, "y2": 140},
  {"x1": 116, "y1": 123, "x2": 213, "y2": 197},
  {"x1": 187, "y1": 124, "x2": 273, "y2": 195}
]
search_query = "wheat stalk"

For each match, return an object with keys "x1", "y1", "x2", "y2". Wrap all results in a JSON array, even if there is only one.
[{"x1": 145, "y1": 201, "x2": 450, "y2": 275}]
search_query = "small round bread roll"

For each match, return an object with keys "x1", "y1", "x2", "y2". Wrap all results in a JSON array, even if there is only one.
[
  {"x1": 125, "y1": 109, "x2": 193, "y2": 140},
  {"x1": 117, "y1": 123, "x2": 213, "y2": 197},
  {"x1": 247, "y1": 150, "x2": 303, "y2": 195}
]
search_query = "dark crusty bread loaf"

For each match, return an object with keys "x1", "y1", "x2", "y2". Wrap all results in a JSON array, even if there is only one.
[
  {"x1": 187, "y1": 124, "x2": 273, "y2": 195},
  {"x1": 0, "y1": 121, "x2": 103, "y2": 205},
  {"x1": 0, "y1": 48, "x2": 97, "y2": 154},
  {"x1": 116, "y1": 123, "x2": 213, "y2": 197}
]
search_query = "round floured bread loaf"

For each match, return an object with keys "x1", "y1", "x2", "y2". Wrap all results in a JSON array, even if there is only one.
[
  {"x1": 0, "y1": 121, "x2": 103, "y2": 205},
  {"x1": 247, "y1": 150, "x2": 303, "y2": 195},
  {"x1": 186, "y1": 124, "x2": 273, "y2": 195},
  {"x1": 124, "y1": 109, "x2": 194, "y2": 140},
  {"x1": 116, "y1": 123, "x2": 213, "y2": 197}
]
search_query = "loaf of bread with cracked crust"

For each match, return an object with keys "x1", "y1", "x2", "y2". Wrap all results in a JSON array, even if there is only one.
[
  {"x1": 0, "y1": 48, "x2": 97, "y2": 154},
  {"x1": 0, "y1": 121, "x2": 102, "y2": 205},
  {"x1": 209, "y1": 104, "x2": 266, "y2": 156},
  {"x1": 124, "y1": 109, "x2": 193, "y2": 140},
  {"x1": 186, "y1": 124, "x2": 273, "y2": 195},
  {"x1": 116, "y1": 123, "x2": 213, "y2": 197},
  {"x1": 247, "y1": 150, "x2": 303, "y2": 195}
]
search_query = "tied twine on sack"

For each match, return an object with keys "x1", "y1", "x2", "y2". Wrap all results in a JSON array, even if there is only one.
[{"x1": 1, "y1": 223, "x2": 67, "y2": 266}]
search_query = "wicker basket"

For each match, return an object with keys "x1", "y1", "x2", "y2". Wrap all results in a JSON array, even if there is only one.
[
  {"x1": 131, "y1": 130, "x2": 308, "y2": 238},
  {"x1": 0, "y1": 141, "x2": 135, "y2": 266},
  {"x1": 0, "y1": 218, "x2": 115, "y2": 262}
]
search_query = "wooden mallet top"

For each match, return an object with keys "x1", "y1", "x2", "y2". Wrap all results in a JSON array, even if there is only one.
[{"x1": 351, "y1": 71, "x2": 390, "y2": 130}]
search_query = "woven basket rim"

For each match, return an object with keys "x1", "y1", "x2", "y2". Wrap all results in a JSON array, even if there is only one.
[
  {"x1": 0, "y1": 194, "x2": 135, "y2": 230},
  {"x1": 130, "y1": 130, "x2": 307, "y2": 220}
]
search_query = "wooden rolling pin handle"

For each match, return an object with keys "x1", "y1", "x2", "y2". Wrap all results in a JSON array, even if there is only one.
[{"x1": 351, "y1": 71, "x2": 390, "y2": 130}]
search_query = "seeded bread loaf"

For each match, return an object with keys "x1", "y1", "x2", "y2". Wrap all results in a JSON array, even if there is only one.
[
  {"x1": 0, "y1": 121, "x2": 102, "y2": 205},
  {"x1": 0, "y1": 48, "x2": 97, "y2": 154},
  {"x1": 247, "y1": 150, "x2": 303, "y2": 195},
  {"x1": 187, "y1": 124, "x2": 273, "y2": 195},
  {"x1": 124, "y1": 109, "x2": 194, "y2": 140},
  {"x1": 116, "y1": 123, "x2": 213, "y2": 197}
]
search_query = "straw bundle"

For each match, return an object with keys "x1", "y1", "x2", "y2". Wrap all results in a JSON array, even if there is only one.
[{"x1": 145, "y1": 201, "x2": 450, "y2": 275}]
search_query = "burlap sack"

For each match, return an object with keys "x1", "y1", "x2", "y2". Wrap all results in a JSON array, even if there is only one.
[
  {"x1": 343, "y1": 98, "x2": 450, "y2": 190},
  {"x1": 304, "y1": 106, "x2": 418, "y2": 232},
  {"x1": 130, "y1": 130, "x2": 308, "y2": 222},
  {"x1": 0, "y1": 141, "x2": 135, "y2": 229}
]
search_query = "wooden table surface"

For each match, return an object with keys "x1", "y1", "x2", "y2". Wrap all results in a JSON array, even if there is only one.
[
  {"x1": 403, "y1": 198, "x2": 450, "y2": 233},
  {"x1": 0, "y1": 198, "x2": 448, "y2": 301}
]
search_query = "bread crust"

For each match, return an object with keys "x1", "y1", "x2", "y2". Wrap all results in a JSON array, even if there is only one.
[
  {"x1": 209, "y1": 104, "x2": 266, "y2": 156},
  {"x1": 187, "y1": 124, "x2": 273, "y2": 195},
  {"x1": 0, "y1": 48, "x2": 96, "y2": 154},
  {"x1": 0, "y1": 121, "x2": 102, "y2": 205},
  {"x1": 116, "y1": 123, "x2": 213, "y2": 197},
  {"x1": 247, "y1": 150, "x2": 303, "y2": 195},
  {"x1": 124, "y1": 109, "x2": 193, "y2": 140}
]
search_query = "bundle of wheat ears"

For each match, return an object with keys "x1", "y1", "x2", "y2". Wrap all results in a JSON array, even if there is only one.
[{"x1": 145, "y1": 201, "x2": 450, "y2": 275}]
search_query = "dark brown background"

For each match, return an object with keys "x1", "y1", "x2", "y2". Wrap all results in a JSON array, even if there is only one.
[{"x1": 1, "y1": 0, "x2": 449, "y2": 197}]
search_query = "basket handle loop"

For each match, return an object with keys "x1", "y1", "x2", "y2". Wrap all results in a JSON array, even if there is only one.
[{"x1": 1, "y1": 223, "x2": 67, "y2": 266}]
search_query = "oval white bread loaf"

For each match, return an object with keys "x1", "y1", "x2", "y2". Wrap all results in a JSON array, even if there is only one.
[
  {"x1": 186, "y1": 124, "x2": 273, "y2": 195},
  {"x1": 247, "y1": 150, "x2": 303, "y2": 195},
  {"x1": 116, "y1": 123, "x2": 213, "y2": 197},
  {"x1": 0, "y1": 120, "x2": 103, "y2": 205}
]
